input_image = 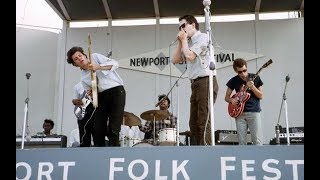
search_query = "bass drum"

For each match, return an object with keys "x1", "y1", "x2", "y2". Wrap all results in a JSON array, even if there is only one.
[
  {"x1": 158, "y1": 128, "x2": 177, "y2": 146},
  {"x1": 132, "y1": 142, "x2": 154, "y2": 147}
]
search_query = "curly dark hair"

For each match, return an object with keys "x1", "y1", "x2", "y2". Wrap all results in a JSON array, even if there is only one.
[
  {"x1": 232, "y1": 58, "x2": 247, "y2": 71},
  {"x1": 66, "y1": 46, "x2": 87, "y2": 66}
]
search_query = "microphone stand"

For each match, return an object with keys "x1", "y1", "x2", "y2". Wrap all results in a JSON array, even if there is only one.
[
  {"x1": 21, "y1": 73, "x2": 31, "y2": 149},
  {"x1": 203, "y1": 0, "x2": 216, "y2": 146},
  {"x1": 276, "y1": 74, "x2": 290, "y2": 145},
  {"x1": 176, "y1": 80, "x2": 180, "y2": 146},
  {"x1": 155, "y1": 68, "x2": 187, "y2": 108}
]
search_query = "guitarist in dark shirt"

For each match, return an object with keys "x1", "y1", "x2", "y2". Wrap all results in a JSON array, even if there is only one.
[
  {"x1": 225, "y1": 58, "x2": 264, "y2": 145},
  {"x1": 72, "y1": 82, "x2": 97, "y2": 147}
]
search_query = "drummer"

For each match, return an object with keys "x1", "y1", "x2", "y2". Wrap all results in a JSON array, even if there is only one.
[{"x1": 139, "y1": 94, "x2": 177, "y2": 143}]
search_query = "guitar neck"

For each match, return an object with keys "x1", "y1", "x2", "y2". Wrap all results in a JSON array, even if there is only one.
[
  {"x1": 87, "y1": 34, "x2": 95, "y2": 71},
  {"x1": 243, "y1": 69, "x2": 262, "y2": 92},
  {"x1": 243, "y1": 59, "x2": 272, "y2": 92}
]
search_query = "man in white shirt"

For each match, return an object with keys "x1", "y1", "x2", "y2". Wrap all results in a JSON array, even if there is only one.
[
  {"x1": 67, "y1": 47, "x2": 126, "y2": 147},
  {"x1": 72, "y1": 82, "x2": 96, "y2": 147}
]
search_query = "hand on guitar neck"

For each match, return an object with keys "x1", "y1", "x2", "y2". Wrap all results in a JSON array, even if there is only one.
[{"x1": 88, "y1": 63, "x2": 100, "y2": 71}]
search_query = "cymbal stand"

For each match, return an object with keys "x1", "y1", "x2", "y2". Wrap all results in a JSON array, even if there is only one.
[
  {"x1": 153, "y1": 116, "x2": 156, "y2": 145},
  {"x1": 176, "y1": 80, "x2": 180, "y2": 146}
]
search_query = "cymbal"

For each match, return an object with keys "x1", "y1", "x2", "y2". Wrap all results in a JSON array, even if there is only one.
[
  {"x1": 123, "y1": 111, "x2": 141, "y2": 126},
  {"x1": 140, "y1": 110, "x2": 169, "y2": 121},
  {"x1": 179, "y1": 131, "x2": 192, "y2": 136}
]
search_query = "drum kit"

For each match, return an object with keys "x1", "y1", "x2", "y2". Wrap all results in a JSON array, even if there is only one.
[{"x1": 121, "y1": 110, "x2": 179, "y2": 147}]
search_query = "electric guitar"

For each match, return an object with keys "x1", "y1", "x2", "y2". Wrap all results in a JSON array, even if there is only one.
[
  {"x1": 88, "y1": 34, "x2": 98, "y2": 108},
  {"x1": 74, "y1": 95, "x2": 92, "y2": 120},
  {"x1": 228, "y1": 59, "x2": 273, "y2": 118}
]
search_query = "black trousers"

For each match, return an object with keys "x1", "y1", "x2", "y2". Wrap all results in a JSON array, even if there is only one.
[
  {"x1": 94, "y1": 85, "x2": 126, "y2": 147},
  {"x1": 78, "y1": 103, "x2": 96, "y2": 147}
]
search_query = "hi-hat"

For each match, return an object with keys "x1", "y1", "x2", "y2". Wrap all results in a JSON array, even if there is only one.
[
  {"x1": 123, "y1": 111, "x2": 141, "y2": 126},
  {"x1": 140, "y1": 110, "x2": 169, "y2": 121}
]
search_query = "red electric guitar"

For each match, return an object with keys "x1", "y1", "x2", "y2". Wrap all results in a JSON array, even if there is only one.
[{"x1": 228, "y1": 59, "x2": 272, "y2": 118}]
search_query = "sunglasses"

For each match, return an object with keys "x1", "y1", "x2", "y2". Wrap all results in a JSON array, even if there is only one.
[
  {"x1": 179, "y1": 23, "x2": 186, "y2": 30},
  {"x1": 237, "y1": 69, "x2": 247, "y2": 74}
]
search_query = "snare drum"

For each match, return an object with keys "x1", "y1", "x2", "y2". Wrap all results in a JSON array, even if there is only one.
[
  {"x1": 120, "y1": 138, "x2": 141, "y2": 147},
  {"x1": 158, "y1": 128, "x2": 177, "y2": 146}
]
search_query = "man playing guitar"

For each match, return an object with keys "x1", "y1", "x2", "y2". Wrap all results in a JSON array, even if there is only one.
[
  {"x1": 72, "y1": 82, "x2": 96, "y2": 147},
  {"x1": 67, "y1": 46, "x2": 126, "y2": 147},
  {"x1": 224, "y1": 58, "x2": 264, "y2": 145}
]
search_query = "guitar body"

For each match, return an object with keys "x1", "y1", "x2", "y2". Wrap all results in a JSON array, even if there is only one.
[
  {"x1": 74, "y1": 95, "x2": 92, "y2": 120},
  {"x1": 228, "y1": 91, "x2": 250, "y2": 118}
]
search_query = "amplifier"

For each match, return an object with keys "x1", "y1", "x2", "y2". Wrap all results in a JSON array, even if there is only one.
[
  {"x1": 270, "y1": 131, "x2": 304, "y2": 145},
  {"x1": 277, "y1": 126, "x2": 304, "y2": 133},
  {"x1": 278, "y1": 133, "x2": 304, "y2": 138},
  {"x1": 16, "y1": 135, "x2": 67, "y2": 149},
  {"x1": 215, "y1": 130, "x2": 252, "y2": 145}
]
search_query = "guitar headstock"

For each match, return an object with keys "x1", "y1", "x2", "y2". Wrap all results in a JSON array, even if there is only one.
[
  {"x1": 87, "y1": 34, "x2": 93, "y2": 64},
  {"x1": 254, "y1": 59, "x2": 273, "y2": 78},
  {"x1": 88, "y1": 34, "x2": 92, "y2": 46}
]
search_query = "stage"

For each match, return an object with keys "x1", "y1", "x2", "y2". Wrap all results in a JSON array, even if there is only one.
[{"x1": 16, "y1": 145, "x2": 304, "y2": 180}]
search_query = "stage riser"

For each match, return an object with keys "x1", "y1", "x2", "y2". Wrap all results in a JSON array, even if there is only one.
[{"x1": 17, "y1": 145, "x2": 304, "y2": 180}]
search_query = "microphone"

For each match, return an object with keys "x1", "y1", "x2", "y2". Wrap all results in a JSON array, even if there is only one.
[
  {"x1": 285, "y1": 74, "x2": 290, "y2": 82},
  {"x1": 26, "y1": 73, "x2": 31, "y2": 79},
  {"x1": 170, "y1": 30, "x2": 186, "y2": 46},
  {"x1": 209, "y1": 62, "x2": 215, "y2": 70},
  {"x1": 203, "y1": 0, "x2": 211, "y2": 6}
]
